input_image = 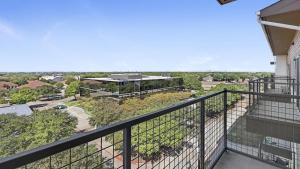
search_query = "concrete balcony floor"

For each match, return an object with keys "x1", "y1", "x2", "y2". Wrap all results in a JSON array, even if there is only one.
[{"x1": 214, "y1": 151, "x2": 280, "y2": 169}]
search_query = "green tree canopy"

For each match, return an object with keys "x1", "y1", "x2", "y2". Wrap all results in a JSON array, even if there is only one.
[
  {"x1": 0, "y1": 110, "x2": 77, "y2": 158},
  {"x1": 36, "y1": 85, "x2": 60, "y2": 96},
  {"x1": 65, "y1": 81, "x2": 80, "y2": 98},
  {"x1": 65, "y1": 76, "x2": 77, "y2": 85},
  {"x1": 55, "y1": 82, "x2": 64, "y2": 89},
  {"x1": 0, "y1": 113, "x2": 30, "y2": 157},
  {"x1": 10, "y1": 88, "x2": 39, "y2": 104}
]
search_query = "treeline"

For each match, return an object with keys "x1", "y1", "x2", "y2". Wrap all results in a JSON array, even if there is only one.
[
  {"x1": 205, "y1": 83, "x2": 246, "y2": 117},
  {"x1": 0, "y1": 73, "x2": 39, "y2": 85},
  {"x1": 0, "y1": 86, "x2": 62, "y2": 104}
]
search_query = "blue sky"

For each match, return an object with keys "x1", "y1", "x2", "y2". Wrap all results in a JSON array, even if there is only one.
[{"x1": 0, "y1": 0, "x2": 277, "y2": 72}]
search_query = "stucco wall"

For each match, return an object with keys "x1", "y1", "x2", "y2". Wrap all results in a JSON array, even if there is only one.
[
  {"x1": 288, "y1": 31, "x2": 300, "y2": 79},
  {"x1": 275, "y1": 55, "x2": 288, "y2": 77}
]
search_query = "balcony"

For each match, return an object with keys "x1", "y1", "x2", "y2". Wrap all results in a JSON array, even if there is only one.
[{"x1": 0, "y1": 85, "x2": 299, "y2": 169}]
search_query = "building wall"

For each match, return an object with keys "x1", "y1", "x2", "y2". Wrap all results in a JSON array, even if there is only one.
[
  {"x1": 288, "y1": 31, "x2": 300, "y2": 79},
  {"x1": 275, "y1": 55, "x2": 288, "y2": 77}
]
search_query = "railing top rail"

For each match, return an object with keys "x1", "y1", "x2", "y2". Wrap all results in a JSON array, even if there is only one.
[
  {"x1": 0, "y1": 90, "x2": 225, "y2": 168},
  {"x1": 248, "y1": 82, "x2": 300, "y2": 85},
  {"x1": 227, "y1": 90, "x2": 300, "y2": 99},
  {"x1": 249, "y1": 76, "x2": 295, "y2": 82}
]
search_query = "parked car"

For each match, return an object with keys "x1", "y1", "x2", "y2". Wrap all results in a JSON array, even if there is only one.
[
  {"x1": 39, "y1": 95, "x2": 63, "y2": 101},
  {"x1": 53, "y1": 105, "x2": 67, "y2": 110}
]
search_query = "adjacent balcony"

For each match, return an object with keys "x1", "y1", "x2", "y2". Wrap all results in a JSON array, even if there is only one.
[{"x1": 0, "y1": 81, "x2": 300, "y2": 169}]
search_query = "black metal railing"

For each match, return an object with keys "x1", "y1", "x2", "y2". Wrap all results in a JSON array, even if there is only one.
[
  {"x1": 1, "y1": 89, "x2": 300, "y2": 169},
  {"x1": 249, "y1": 76, "x2": 297, "y2": 95},
  {"x1": 0, "y1": 91, "x2": 226, "y2": 169},
  {"x1": 249, "y1": 76, "x2": 300, "y2": 108},
  {"x1": 227, "y1": 90, "x2": 300, "y2": 169}
]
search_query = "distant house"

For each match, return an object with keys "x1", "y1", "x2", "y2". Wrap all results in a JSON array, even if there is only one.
[
  {"x1": 0, "y1": 104, "x2": 33, "y2": 116},
  {"x1": 202, "y1": 76, "x2": 213, "y2": 82},
  {"x1": 19, "y1": 80, "x2": 50, "y2": 89},
  {"x1": 0, "y1": 81, "x2": 18, "y2": 91},
  {"x1": 40, "y1": 75, "x2": 64, "y2": 82},
  {"x1": 74, "y1": 75, "x2": 81, "y2": 80}
]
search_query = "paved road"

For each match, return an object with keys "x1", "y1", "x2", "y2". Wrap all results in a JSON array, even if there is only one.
[{"x1": 67, "y1": 106, "x2": 93, "y2": 132}]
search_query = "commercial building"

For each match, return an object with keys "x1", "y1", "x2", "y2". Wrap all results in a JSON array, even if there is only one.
[
  {"x1": 80, "y1": 73, "x2": 183, "y2": 97},
  {"x1": 40, "y1": 75, "x2": 64, "y2": 82}
]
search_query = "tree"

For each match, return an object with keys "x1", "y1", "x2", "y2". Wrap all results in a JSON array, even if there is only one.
[
  {"x1": 0, "y1": 113, "x2": 30, "y2": 157},
  {"x1": 0, "y1": 91, "x2": 8, "y2": 104},
  {"x1": 24, "y1": 110, "x2": 77, "y2": 149},
  {"x1": 55, "y1": 82, "x2": 64, "y2": 89},
  {"x1": 175, "y1": 74, "x2": 204, "y2": 96},
  {"x1": 10, "y1": 88, "x2": 39, "y2": 104},
  {"x1": 84, "y1": 92, "x2": 191, "y2": 160},
  {"x1": 65, "y1": 81, "x2": 80, "y2": 98},
  {"x1": 88, "y1": 98, "x2": 122, "y2": 127},
  {"x1": 65, "y1": 76, "x2": 77, "y2": 85},
  {"x1": 131, "y1": 118, "x2": 185, "y2": 159},
  {"x1": 12, "y1": 79, "x2": 28, "y2": 86},
  {"x1": 0, "y1": 110, "x2": 105, "y2": 168},
  {"x1": 36, "y1": 85, "x2": 60, "y2": 96}
]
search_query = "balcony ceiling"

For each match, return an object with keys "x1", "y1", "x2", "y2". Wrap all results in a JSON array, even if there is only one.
[
  {"x1": 260, "y1": 0, "x2": 300, "y2": 56},
  {"x1": 217, "y1": 0, "x2": 236, "y2": 5}
]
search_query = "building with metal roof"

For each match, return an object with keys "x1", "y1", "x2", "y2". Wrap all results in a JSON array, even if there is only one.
[{"x1": 0, "y1": 104, "x2": 33, "y2": 116}]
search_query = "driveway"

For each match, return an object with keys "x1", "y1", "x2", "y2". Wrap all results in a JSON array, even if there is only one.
[{"x1": 67, "y1": 106, "x2": 93, "y2": 132}]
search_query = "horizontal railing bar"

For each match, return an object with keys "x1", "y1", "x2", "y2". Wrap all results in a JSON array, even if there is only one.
[
  {"x1": 249, "y1": 77, "x2": 295, "y2": 81},
  {"x1": 227, "y1": 90, "x2": 300, "y2": 99},
  {"x1": 0, "y1": 90, "x2": 225, "y2": 169},
  {"x1": 249, "y1": 82, "x2": 300, "y2": 85}
]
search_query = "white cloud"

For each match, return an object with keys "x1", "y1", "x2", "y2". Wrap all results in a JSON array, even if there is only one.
[{"x1": 0, "y1": 21, "x2": 18, "y2": 39}]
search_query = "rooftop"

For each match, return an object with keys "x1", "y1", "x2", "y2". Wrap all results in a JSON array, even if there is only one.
[
  {"x1": 19, "y1": 80, "x2": 50, "y2": 89},
  {"x1": 0, "y1": 81, "x2": 18, "y2": 90},
  {"x1": 83, "y1": 75, "x2": 176, "y2": 82},
  {"x1": 0, "y1": 104, "x2": 33, "y2": 116}
]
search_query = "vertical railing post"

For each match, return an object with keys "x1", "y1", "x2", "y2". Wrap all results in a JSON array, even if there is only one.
[
  {"x1": 198, "y1": 99, "x2": 205, "y2": 169},
  {"x1": 297, "y1": 79, "x2": 300, "y2": 108},
  {"x1": 263, "y1": 77, "x2": 268, "y2": 92},
  {"x1": 258, "y1": 79, "x2": 261, "y2": 93},
  {"x1": 255, "y1": 79, "x2": 260, "y2": 104},
  {"x1": 248, "y1": 81, "x2": 251, "y2": 107},
  {"x1": 271, "y1": 75, "x2": 275, "y2": 89},
  {"x1": 123, "y1": 127, "x2": 131, "y2": 169},
  {"x1": 224, "y1": 90, "x2": 227, "y2": 149},
  {"x1": 293, "y1": 79, "x2": 295, "y2": 96},
  {"x1": 288, "y1": 78, "x2": 291, "y2": 94}
]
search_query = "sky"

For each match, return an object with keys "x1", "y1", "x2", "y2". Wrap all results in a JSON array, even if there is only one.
[{"x1": 0, "y1": 0, "x2": 277, "y2": 72}]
